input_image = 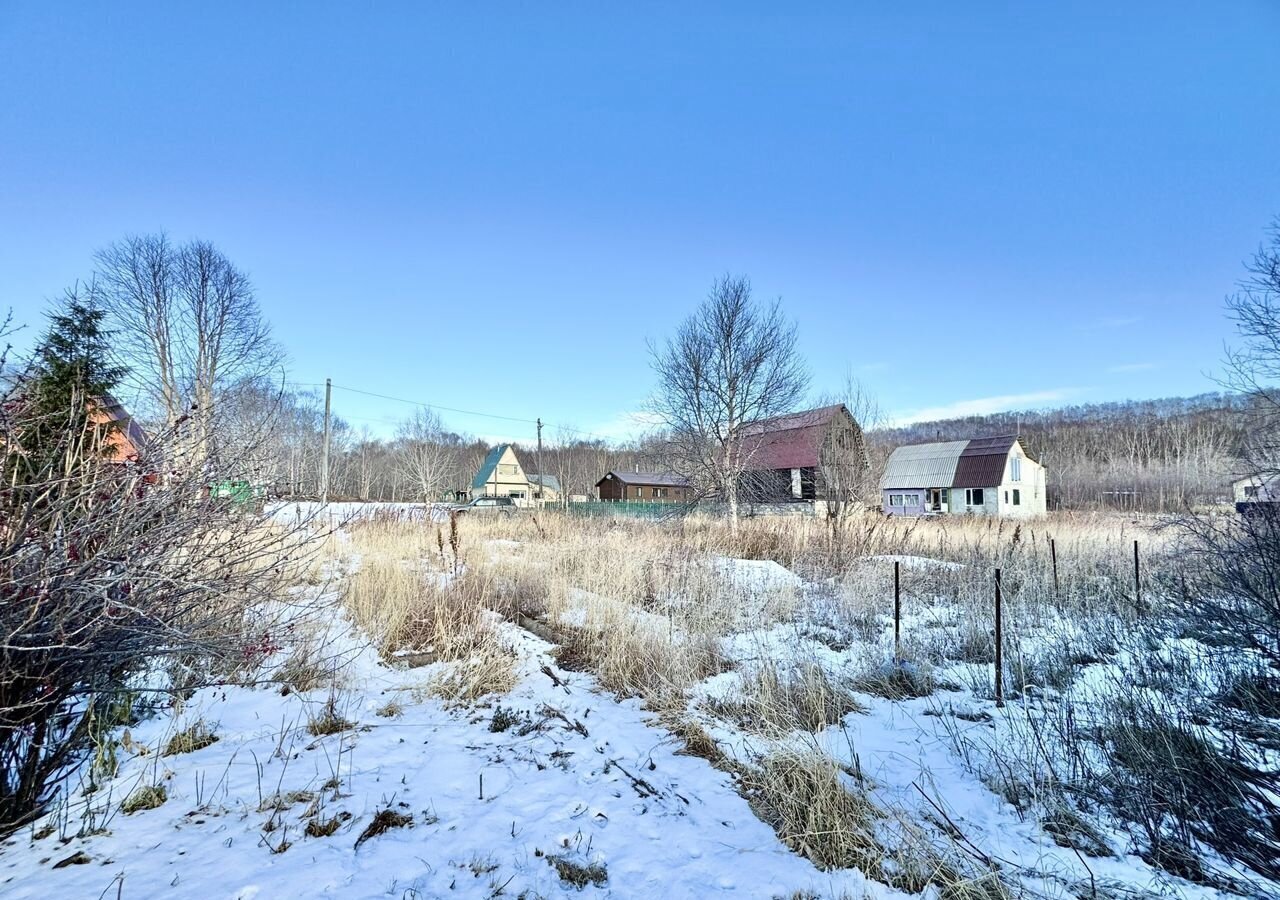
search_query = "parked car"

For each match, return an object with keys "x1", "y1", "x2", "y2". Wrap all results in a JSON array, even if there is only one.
[{"x1": 457, "y1": 495, "x2": 518, "y2": 515}]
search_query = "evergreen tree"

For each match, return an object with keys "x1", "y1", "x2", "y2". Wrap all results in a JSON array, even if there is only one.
[{"x1": 9, "y1": 292, "x2": 129, "y2": 482}]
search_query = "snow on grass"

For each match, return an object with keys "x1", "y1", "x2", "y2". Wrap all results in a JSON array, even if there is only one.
[{"x1": 0, "y1": 625, "x2": 867, "y2": 900}]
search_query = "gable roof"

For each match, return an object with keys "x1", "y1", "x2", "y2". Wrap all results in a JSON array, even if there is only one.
[
  {"x1": 472, "y1": 444, "x2": 512, "y2": 490},
  {"x1": 881, "y1": 435, "x2": 1026, "y2": 490},
  {"x1": 528, "y1": 473, "x2": 561, "y2": 493},
  {"x1": 597, "y1": 470, "x2": 689, "y2": 488},
  {"x1": 740, "y1": 404, "x2": 848, "y2": 471},
  {"x1": 98, "y1": 393, "x2": 148, "y2": 457}
]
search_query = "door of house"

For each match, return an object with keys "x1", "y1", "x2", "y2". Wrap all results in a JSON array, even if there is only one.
[{"x1": 927, "y1": 488, "x2": 949, "y2": 513}]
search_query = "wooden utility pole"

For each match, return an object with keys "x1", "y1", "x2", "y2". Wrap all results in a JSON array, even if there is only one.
[
  {"x1": 320, "y1": 378, "x2": 332, "y2": 503},
  {"x1": 536, "y1": 417, "x2": 544, "y2": 507}
]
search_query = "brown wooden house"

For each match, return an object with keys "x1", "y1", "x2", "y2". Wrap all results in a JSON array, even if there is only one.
[
  {"x1": 596, "y1": 470, "x2": 691, "y2": 503},
  {"x1": 737, "y1": 404, "x2": 867, "y2": 502}
]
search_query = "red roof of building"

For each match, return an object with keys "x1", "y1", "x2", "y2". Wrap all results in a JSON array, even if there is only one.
[{"x1": 740, "y1": 404, "x2": 846, "y2": 471}]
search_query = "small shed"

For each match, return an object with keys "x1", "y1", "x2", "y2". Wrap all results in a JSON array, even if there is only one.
[{"x1": 596, "y1": 470, "x2": 690, "y2": 502}]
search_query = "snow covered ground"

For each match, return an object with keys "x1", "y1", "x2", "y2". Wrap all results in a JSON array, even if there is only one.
[
  {"x1": 0, "y1": 615, "x2": 870, "y2": 898},
  {"x1": 2, "y1": 518, "x2": 1272, "y2": 899}
]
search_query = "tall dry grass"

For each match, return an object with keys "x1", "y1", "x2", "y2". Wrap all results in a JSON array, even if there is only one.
[{"x1": 328, "y1": 507, "x2": 1236, "y2": 890}]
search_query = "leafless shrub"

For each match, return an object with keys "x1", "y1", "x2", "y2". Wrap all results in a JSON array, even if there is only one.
[{"x1": 0, "y1": 407, "x2": 320, "y2": 833}]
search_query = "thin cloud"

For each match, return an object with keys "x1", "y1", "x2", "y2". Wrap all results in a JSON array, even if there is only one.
[
  {"x1": 890, "y1": 389, "x2": 1078, "y2": 426},
  {"x1": 1107, "y1": 362, "x2": 1156, "y2": 373}
]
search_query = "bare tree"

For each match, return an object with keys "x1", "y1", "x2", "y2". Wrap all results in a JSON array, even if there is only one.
[
  {"x1": 816, "y1": 371, "x2": 878, "y2": 537},
  {"x1": 396, "y1": 407, "x2": 459, "y2": 502},
  {"x1": 92, "y1": 234, "x2": 282, "y2": 466},
  {"x1": 649, "y1": 275, "x2": 809, "y2": 527},
  {"x1": 1225, "y1": 219, "x2": 1280, "y2": 484}
]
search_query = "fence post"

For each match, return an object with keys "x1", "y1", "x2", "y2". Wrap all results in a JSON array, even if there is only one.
[
  {"x1": 893, "y1": 560, "x2": 901, "y2": 659},
  {"x1": 1133, "y1": 539, "x2": 1142, "y2": 614},
  {"x1": 994, "y1": 568, "x2": 1004, "y2": 708},
  {"x1": 1050, "y1": 537, "x2": 1059, "y2": 600}
]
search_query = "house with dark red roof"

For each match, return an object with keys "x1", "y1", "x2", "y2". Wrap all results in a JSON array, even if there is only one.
[
  {"x1": 737, "y1": 404, "x2": 868, "y2": 503},
  {"x1": 880, "y1": 435, "x2": 1046, "y2": 517}
]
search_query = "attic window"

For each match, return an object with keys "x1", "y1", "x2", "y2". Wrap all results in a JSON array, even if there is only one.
[{"x1": 1011, "y1": 457, "x2": 1022, "y2": 482}]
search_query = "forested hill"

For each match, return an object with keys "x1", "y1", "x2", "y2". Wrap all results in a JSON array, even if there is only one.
[{"x1": 871, "y1": 392, "x2": 1252, "y2": 511}]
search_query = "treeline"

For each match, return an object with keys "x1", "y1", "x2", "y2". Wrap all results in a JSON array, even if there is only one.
[
  {"x1": 874, "y1": 393, "x2": 1253, "y2": 511},
  {"x1": 217, "y1": 379, "x2": 649, "y2": 502}
]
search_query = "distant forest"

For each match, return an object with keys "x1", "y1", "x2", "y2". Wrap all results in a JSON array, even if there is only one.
[{"x1": 872, "y1": 392, "x2": 1252, "y2": 512}]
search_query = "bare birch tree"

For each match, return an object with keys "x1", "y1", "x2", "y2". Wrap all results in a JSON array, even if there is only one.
[
  {"x1": 649, "y1": 275, "x2": 809, "y2": 527},
  {"x1": 396, "y1": 407, "x2": 459, "y2": 502},
  {"x1": 92, "y1": 234, "x2": 282, "y2": 467}
]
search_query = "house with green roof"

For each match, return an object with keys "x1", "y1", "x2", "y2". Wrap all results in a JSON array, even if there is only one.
[{"x1": 470, "y1": 444, "x2": 531, "y2": 502}]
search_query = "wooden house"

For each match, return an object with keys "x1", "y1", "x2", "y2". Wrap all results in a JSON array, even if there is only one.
[{"x1": 596, "y1": 470, "x2": 690, "y2": 502}]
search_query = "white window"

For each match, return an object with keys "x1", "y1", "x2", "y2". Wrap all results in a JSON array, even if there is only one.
[
  {"x1": 966, "y1": 488, "x2": 985, "y2": 506},
  {"x1": 1013, "y1": 489, "x2": 1021, "y2": 506},
  {"x1": 1011, "y1": 457, "x2": 1022, "y2": 482},
  {"x1": 889, "y1": 494, "x2": 903, "y2": 506}
]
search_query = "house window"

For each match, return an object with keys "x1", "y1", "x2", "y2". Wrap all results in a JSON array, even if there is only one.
[
  {"x1": 1004, "y1": 491, "x2": 1009, "y2": 503},
  {"x1": 889, "y1": 494, "x2": 902, "y2": 506},
  {"x1": 1245, "y1": 486, "x2": 1259, "y2": 499},
  {"x1": 966, "y1": 488, "x2": 985, "y2": 506},
  {"x1": 1011, "y1": 457, "x2": 1022, "y2": 482},
  {"x1": 1013, "y1": 489, "x2": 1021, "y2": 506}
]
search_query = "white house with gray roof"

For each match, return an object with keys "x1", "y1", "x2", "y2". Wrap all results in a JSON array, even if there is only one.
[{"x1": 880, "y1": 436, "x2": 1046, "y2": 518}]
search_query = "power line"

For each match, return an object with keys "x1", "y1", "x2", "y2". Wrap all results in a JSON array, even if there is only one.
[{"x1": 291, "y1": 378, "x2": 629, "y2": 442}]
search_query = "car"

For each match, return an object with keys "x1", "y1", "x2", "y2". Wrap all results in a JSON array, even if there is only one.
[{"x1": 457, "y1": 495, "x2": 519, "y2": 515}]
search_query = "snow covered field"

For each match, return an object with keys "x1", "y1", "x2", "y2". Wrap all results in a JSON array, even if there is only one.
[{"x1": 3, "y1": 510, "x2": 1275, "y2": 899}]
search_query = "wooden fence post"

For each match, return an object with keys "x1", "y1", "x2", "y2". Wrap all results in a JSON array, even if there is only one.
[
  {"x1": 994, "y1": 568, "x2": 1004, "y2": 708},
  {"x1": 893, "y1": 560, "x2": 901, "y2": 659},
  {"x1": 1133, "y1": 539, "x2": 1142, "y2": 614},
  {"x1": 1050, "y1": 537, "x2": 1059, "y2": 600}
]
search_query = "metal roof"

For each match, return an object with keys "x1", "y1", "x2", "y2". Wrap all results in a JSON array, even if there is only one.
[
  {"x1": 471, "y1": 444, "x2": 509, "y2": 490},
  {"x1": 596, "y1": 470, "x2": 689, "y2": 487},
  {"x1": 528, "y1": 473, "x2": 561, "y2": 492},
  {"x1": 880, "y1": 440, "x2": 968, "y2": 489},
  {"x1": 881, "y1": 435, "x2": 1024, "y2": 490},
  {"x1": 953, "y1": 435, "x2": 1018, "y2": 488},
  {"x1": 740, "y1": 404, "x2": 847, "y2": 470}
]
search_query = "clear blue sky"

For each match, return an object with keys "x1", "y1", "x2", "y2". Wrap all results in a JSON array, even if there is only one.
[{"x1": 2, "y1": 3, "x2": 1278, "y2": 443}]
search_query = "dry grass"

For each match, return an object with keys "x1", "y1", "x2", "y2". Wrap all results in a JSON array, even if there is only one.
[
  {"x1": 162, "y1": 720, "x2": 218, "y2": 757},
  {"x1": 739, "y1": 748, "x2": 883, "y2": 872},
  {"x1": 325, "y1": 508, "x2": 1193, "y2": 891},
  {"x1": 121, "y1": 784, "x2": 166, "y2": 814}
]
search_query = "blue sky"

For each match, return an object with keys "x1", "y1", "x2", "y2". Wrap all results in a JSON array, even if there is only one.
[{"x1": 2, "y1": 3, "x2": 1279, "y2": 443}]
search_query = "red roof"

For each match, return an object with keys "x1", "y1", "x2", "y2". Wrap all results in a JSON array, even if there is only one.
[{"x1": 740, "y1": 404, "x2": 846, "y2": 471}]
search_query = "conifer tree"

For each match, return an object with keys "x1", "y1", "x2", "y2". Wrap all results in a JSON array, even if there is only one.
[{"x1": 9, "y1": 292, "x2": 129, "y2": 483}]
